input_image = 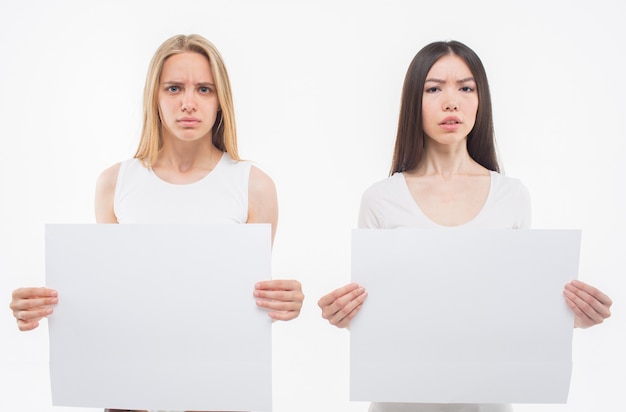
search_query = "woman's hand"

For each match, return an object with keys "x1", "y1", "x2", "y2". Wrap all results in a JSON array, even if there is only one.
[
  {"x1": 563, "y1": 280, "x2": 612, "y2": 329},
  {"x1": 9, "y1": 287, "x2": 58, "y2": 331},
  {"x1": 318, "y1": 282, "x2": 367, "y2": 329},
  {"x1": 254, "y1": 279, "x2": 304, "y2": 321}
]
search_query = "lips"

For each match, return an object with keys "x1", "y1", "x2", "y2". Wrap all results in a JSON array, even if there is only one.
[
  {"x1": 439, "y1": 116, "x2": 461, "y2": 125},
  {"x1": 439, "y1": 116, "x2": 462, "y2": 131},
  {"x1": 177, "y1": 117, "x2": 200, "y2": 127}
]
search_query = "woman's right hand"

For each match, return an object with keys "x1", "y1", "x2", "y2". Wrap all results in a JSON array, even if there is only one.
[
  {"x1": 9, "y1": 287, "x2": 58, "y2": 331},
  {"x1": 317, "y1": 282, "x2": 367, "y2": 329}
]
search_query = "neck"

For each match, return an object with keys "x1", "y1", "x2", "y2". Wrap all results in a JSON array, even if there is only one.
[
  {"x1": 156, "y1": 138, "x2": 222, "y2": 173},
  {"x1": 413, "y1": 140, "x2": 482, "y2": 178}
]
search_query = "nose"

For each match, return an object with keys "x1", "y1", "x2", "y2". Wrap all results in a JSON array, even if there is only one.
[
  {"x1": 442, "y1": 90, "x2": 459, "y2": 111},
  {"x1": 443, "y1": 100, "x2": 458, "y2": 111},
  {"x1": 181, "y1": 91, "x2": 196, "y2": 113}
]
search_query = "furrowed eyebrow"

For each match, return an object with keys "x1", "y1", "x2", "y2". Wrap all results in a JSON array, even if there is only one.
[
  {"x1": 161, "y1": 81, "x2": 216, "y2": 88},
  {"x1": 424, "y1": 77, "x2": 475, "y2": 84}
]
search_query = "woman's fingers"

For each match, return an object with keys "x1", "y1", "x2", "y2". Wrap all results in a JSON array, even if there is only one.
[
  {"x1": 254, "y1": 279, "x2": 304, "y2": 321},
  {"x1": 564, "y1": 280, "x2": 612, "y2": 328},
  {"x1": 10, "y1": 287, "x2": 58, "y2": 331},
  {"x1": 318, "y1": 283, "x2": 368, "y2": 328}
]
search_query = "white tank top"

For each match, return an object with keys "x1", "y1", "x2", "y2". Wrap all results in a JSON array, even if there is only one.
[{"x1": 113, "y1": 153, "x2": 250, "y2": 224}]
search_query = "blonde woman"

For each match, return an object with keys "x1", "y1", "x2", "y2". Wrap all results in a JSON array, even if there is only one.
[{"x1": 10, "y1": 34, "x2": 304, "y2": 412}]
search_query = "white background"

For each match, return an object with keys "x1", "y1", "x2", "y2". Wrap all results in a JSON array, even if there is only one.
[{"x1": 1, "y1": 1, "x2": 624, "y2": 411}]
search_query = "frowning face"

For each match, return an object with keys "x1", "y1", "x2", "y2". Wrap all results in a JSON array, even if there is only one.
[
  {"x1": 158, "y1": 51, "x2": 220, "y2": 145},
  {"x1": 421, "y1": 54, "x2": 478, "y2": 150}
]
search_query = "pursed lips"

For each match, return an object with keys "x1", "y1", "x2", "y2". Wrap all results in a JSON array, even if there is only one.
[{"x1": 177, "y1": 117, "x2": 201, "y2": 126}]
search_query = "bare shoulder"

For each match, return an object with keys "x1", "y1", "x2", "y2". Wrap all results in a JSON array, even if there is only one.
[
  {"x1": 247, "y1": 165, "x2": 278, "y2": 239},
  {"x1": 249, "y1": 165, "x2": 276, "y2": 194},
  {"x1": 96, "y1": 163, "x2": 122, "y2": 191},
  {"x1": 94, "y1": 162, "x2": 122, "y2": 223}
]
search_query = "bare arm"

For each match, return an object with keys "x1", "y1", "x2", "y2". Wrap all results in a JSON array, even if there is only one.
[
  {"x1": 247, "y1": 165, "x2": 278, "y2": 243},
  {"x1": 9, "y1": 164, "x2": 121, "y2": 331},
  {"x1": 248, "y1": 166, "x2": 303, "y2": 321},
  {"x1": 94, "y1": 163, "x2": 121, "y2": 224}
]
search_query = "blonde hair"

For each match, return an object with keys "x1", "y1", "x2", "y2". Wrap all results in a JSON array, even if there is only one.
[{"x1": 135, "y1": 34, "x2": 239, "y2": 165}]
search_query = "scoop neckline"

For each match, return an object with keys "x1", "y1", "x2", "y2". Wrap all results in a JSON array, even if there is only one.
[
  {"x1": 398, "y1": 170, "x2": 495, "y2": 228},
  {"x1": 148, "y1": 152, "x2": 226, "y2": 187}
]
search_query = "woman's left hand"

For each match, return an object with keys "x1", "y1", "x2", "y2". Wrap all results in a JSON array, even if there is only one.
[
  {"x1": 563, "y1": 280, "x2": 612, "y2": 328},
  {"x1": 254, "y1": 279, "x2": 304, "y2": 321}
]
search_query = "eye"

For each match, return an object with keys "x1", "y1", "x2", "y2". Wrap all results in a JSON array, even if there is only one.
[
  {"x1": 198, "y1": 86, "x2": 212, "y2": 94},
  {"x1": 425, "y1": 86, "x2": 440, "y2": 93},
  {"x1": 167, "y1": 85, "x2": 180, "y2": 93},
  {"x1": 460, "y1": 86, "x2": 475, "y2": 93}
]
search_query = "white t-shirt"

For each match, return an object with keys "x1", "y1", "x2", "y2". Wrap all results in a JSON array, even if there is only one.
[
  {"x1": 358, "y1": 171, "x2": 531, "y2": 412},
  {"x1": 359, "y1": 171, "x2": 531, "y2": 230}
]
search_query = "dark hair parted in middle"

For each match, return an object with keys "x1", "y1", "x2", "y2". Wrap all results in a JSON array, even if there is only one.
[{"x1": 391, "y1": 40, "x2": 499, "y2": 175}]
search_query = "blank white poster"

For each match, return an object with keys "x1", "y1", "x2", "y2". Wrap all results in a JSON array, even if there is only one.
[
  {"x1": 46, "y1": 224, "x2": 272, "y2": 411},
  {"x1": 351, "y1": 229, "x2": 580, "y2": 404}
]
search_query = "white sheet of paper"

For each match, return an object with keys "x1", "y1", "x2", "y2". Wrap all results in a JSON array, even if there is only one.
[
  {"x1": 46, "y1": 224, "x2": 272, "y2": 411},
  {"x1": 350, "y1": 229, "x2": 580, "y2": 404}
]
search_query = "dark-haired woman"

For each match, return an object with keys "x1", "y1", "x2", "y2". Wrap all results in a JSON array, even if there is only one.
[{"x1": 318, "y1": 40, "x2": 612, "y2": 412}]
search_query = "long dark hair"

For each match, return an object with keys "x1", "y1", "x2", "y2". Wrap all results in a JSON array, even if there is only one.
[{"x1": 390, "y1": 40, "x2": 499, "y2": 174}]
